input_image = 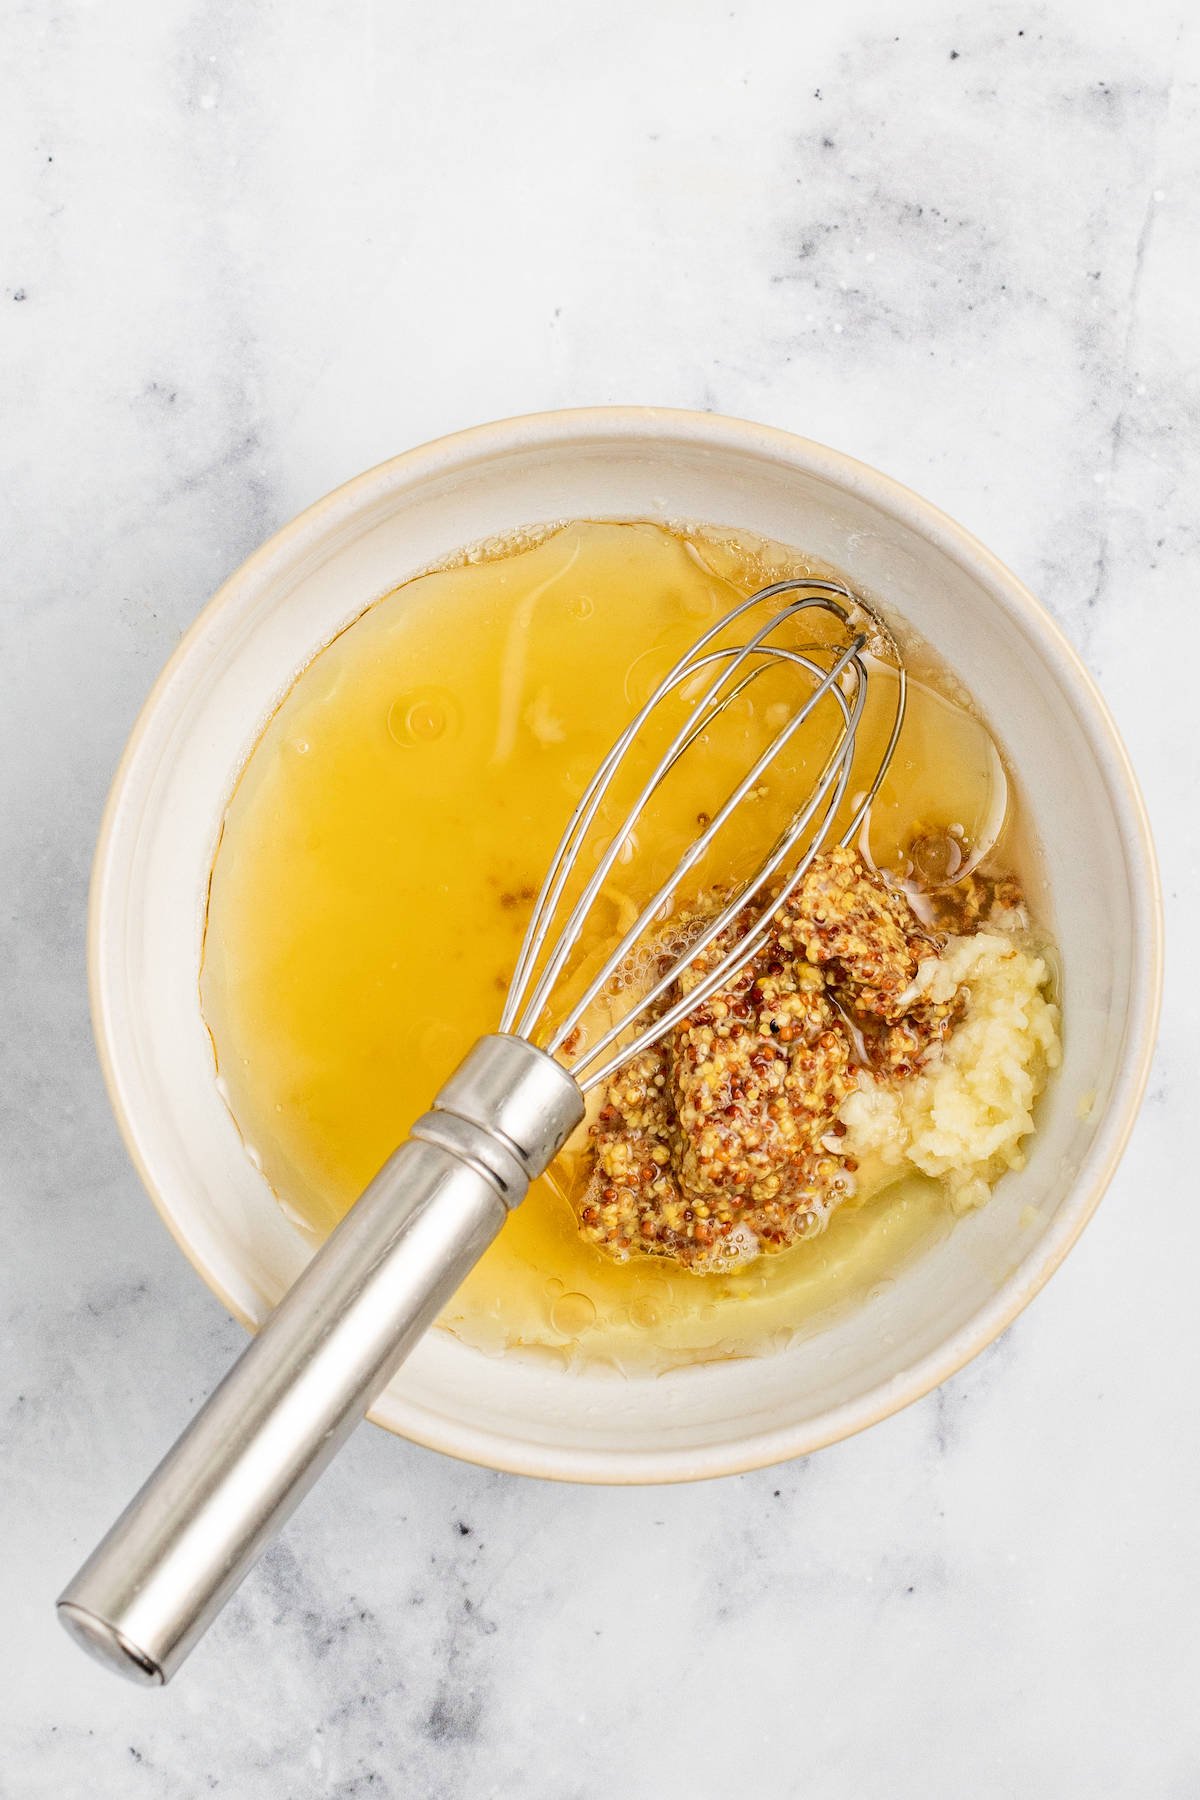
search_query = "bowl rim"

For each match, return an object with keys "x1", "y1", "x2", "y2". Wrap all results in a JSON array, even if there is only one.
[{"x1": 89, "y1": 405, "x2": 1164, "y2": 1483}]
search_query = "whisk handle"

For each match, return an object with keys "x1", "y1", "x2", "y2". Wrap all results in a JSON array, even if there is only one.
[{"x1": 57, "y1": 1035, "x2": 583, "y2": 1686}]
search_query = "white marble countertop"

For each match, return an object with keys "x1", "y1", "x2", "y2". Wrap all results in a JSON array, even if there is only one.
[{"x1": 3, "y1": 0, "x2": 1196, "y2": 1793}]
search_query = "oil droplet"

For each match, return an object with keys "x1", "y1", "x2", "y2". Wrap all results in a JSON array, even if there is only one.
[
  {"x1": 544, "y1": 1276, "x2": 565, "y2": 1299},
  {"x1": 910, "y1": 829, "x2": 963, "y2": 886},
  {"x1": 560, "y1": 754, "x2": 601, "y2": 797},
  {"x1": 681, "y1": 581, "x2": 721, "y2": 618},
  {"x1": 592, "y1": 831, "x2": 638, "y2": 868},
  {"x1": 418, "y1": 1018, "x2": 460, "y2": 1066},
  {"x1": 550, "y1": 1291, "x2": 597, "y2": 1336},
  {"x1": 569, "y1": 592, "x2": 595, "y2": 620},
  {"x1": 294, "y1": 738, "x2": 311, "y2": 755},
  {"x1": 623, "y1": 643, "x2": 676, "y2": 708},
  {"x1": 387, "y1": 687, "x2": 458, "y2": 747},
  {"x1": 629, "y1": 1296, "x2": 661, "y2": 1330}
]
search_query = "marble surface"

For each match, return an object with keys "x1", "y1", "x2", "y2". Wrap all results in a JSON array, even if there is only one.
[{"x1": 2, "y1": 0, "x2": 1196, "y2": 1793}]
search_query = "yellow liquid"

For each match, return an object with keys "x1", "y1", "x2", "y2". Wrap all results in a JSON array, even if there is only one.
[{"x1": 202, "y1": 520, "x2": 1020, "y2": 1370}]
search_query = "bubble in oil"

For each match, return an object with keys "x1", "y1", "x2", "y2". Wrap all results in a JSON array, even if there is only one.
[
  {"x1": 419, "y1": 1018, "x2": 460, "y2": 1066},
  {"x1": 623, "y1": 643, "x2": 677, "y2": 708},
  {"x1": 561, "y1": 755, "x2": 601, "y2": 797},
  {"x1": 680, "y1": 581, "x2": 721, "y2": 619},
  {"x1": 592, "y1": 831, "x2": 638, "y2": 868},
  {"x1": 910, "y1": 830, "x2": 964, "y2": 886},
  {"x1": 387, "y1": 687, "x2": 458, "y2": 748},
  {"x1": 550, "y1": 1291, "x2": 597, "y2": 1336}
]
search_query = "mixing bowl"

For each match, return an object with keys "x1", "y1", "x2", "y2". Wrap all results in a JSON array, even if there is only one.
[{"x1": 90, "y1": 407, "x2": 1162, "y2": 1482}]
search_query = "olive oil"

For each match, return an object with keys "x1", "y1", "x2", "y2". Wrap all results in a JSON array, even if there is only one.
[{"x1": 201, "y1": 520, "x2": 1018, "y2": 1369}]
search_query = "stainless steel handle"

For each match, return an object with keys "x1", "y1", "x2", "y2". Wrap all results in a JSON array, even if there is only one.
[{"x1": 57, "y1": 1035, "x2": 583, "y2": 1685}]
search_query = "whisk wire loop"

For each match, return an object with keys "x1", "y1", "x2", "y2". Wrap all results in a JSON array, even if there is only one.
[
  {"x1": 507, "y1": 585, "x2": 857, "y2": 1040},
  {"x1": 502, "y1": 576, "x2": 906, "y2": 1092},
  {"x1": 553, "y1": 637, "x2": 865, "y2": 1072},
  {"x1": 500, "y1": 582, "x2": 855, "y2": 1035}
]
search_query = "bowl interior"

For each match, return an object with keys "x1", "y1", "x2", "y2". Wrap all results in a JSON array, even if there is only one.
[{"x1": 94, "y1": 413, "x2": 1158, "y2": 1481}]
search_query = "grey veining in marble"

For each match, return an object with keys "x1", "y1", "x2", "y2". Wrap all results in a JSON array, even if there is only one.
[{"x1": 2, "y1": 0, "x2": 1196, "y2": 1794}]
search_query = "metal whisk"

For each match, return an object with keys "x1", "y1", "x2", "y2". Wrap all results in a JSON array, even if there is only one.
[{"x1": 59, "y1": 578, "x2": 904, "y2": 1684}]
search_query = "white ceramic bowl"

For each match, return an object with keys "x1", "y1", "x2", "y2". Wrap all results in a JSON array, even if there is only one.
[{"x1": 91, "y1": 408, "x2": 1162, "y2": 1483}]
